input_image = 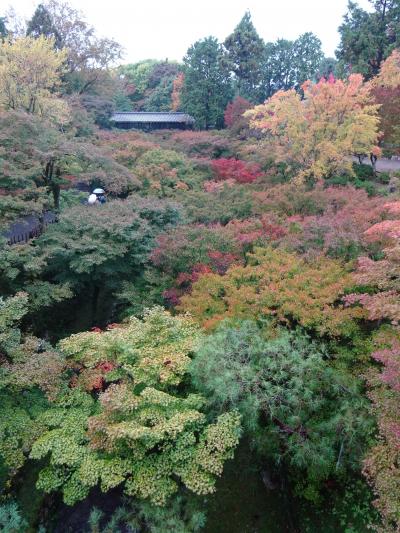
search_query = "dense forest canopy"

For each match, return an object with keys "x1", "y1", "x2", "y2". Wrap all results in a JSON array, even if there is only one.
[{"x1": 0, "y1": 1, "x2": 400, "y2": 532}]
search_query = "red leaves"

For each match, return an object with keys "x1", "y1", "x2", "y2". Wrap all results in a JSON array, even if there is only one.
[
  {"x1": 178, "y1": 263, "x2": 213, "y2": 286},
  {"x1": 384, "y1": 201, "x2": 400, "y2": 216},
  {"x1": 364, "y1": 220, "x2": 400, "y2": 242},
  {"x1": 97, "y1": 361, "x2": 116, "y2": 373},
  {"x1": 171, "y1": 72, "x2": 184, "y2": 111},
  {"x1": 208, "y1": 251, "x2": 239, "y2": 274},
  {"x1": 363, "y1": 333, "x2": 400, "y2": 527},
  {"x1": 164, "y1": 255, "x2": 239, "y2": 307},
  {"x1": 70, "y1": 360, "x2": 116, "y2": 392},
  {"x1": 224, "y1": 96, "x2": 252, "y2": 128},
  {"x1": 347, "y1": 197, "x2": 400, "y2": 324},
  {"x1": 373, "y1": 342, "x2": 400, "y2": 393},
  {"x1": 162, "y1": 288, "x2": 181, "y2": 307},
  {"x1": 211, "y1": 158, "x2": 262, "y2": 184}
]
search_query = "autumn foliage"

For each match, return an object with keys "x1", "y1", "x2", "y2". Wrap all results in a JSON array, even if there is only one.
[
  {"x1": 180, "y1": 246, "x2": 363, "y2": 336},
  {"x1": 364, "y1": 333, "x2": 400, "y2": 532},
  {"x1": 0, "y1": 36, "x2": 69, "y2": 122},
  {"x1": 171, "y1": 72, "x2": 184, "y2": 111},
  {"x1": 246, "y1": 74, "x2": 381, "y2": 182},
  {"x1": 346, "y1": 201, "x2": 400, "y2": 325},
  {"x1": 373, "y1": 49, "x2": 400, "y2": 90},
  {"x1": 2, "y1": 14, "x2": 400, "y2": 530},
  {"x1": 224, "y1": 95, "x2": 252, "y2": 128},
  {"x1": 211, "y1": 158, "x2": 262, "y2": 183},
  {"x1": 372, "y1": 50, "x2": 400, "y2": 155}
]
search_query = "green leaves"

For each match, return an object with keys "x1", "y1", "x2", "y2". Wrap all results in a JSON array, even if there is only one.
[
  {"x1": 0, "y1": 292, "x2": 28, "y2": 359},
  {"x1": 28, "y1": 308, "x2": 240, "y2": 506},
  {"x1": 182, "y1": 37, "x2": 233, "y2": 129},
  {"x1": 223, "y1": 11, "x2": 265, "y2": 101},
  {"x1": 191, "y1": 320, "x2": 373, "y2": 497}
]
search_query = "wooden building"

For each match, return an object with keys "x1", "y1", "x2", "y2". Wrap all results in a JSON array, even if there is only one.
[{"x1": 111, "y1": 112, "x2": 195, "y2": 130}]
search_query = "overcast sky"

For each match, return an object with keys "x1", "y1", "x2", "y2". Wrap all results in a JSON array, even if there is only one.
[{"x1": 7, "y1": 0, "x2": 372, "y2": 63}]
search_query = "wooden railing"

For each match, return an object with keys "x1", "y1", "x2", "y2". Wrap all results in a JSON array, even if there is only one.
[{"x1": 4, "y1": 211, "x2": 57, "y2": 245}]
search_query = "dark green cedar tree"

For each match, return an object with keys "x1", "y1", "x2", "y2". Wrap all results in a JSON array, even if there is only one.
[{"x1": 181, "y1": 37, "x2": 233, "y2": 129}]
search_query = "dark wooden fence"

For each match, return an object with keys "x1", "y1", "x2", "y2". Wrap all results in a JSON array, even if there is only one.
[{"x1": 4, "y1": 211, "x2": 57, "y2": 245}]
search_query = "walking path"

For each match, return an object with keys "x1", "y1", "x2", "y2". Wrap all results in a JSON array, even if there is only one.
[{"x1": 359, "y1": 157, "x2": 400, "y2": 172}]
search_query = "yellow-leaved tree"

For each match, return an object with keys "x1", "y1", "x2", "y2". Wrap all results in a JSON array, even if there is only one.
[
  {"x1": 0, "y1": 35, "x2": 68, "y2": 123},
  {"x1": 246, "y1": 74, "x2": 381, "y2": 183},
  {"x1": 371, "y1": 49, "x2": 400, "y2": 157},
  {"x1": 373, "y1": 48, "x2": 400, "y2": 89}
]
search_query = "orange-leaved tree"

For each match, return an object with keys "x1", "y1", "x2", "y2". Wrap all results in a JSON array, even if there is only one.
[
  {"x1": 179, "y1": 246, "x2": 364, "y2": 337},
  {"x1": 371, "y1": 49, "x2": 400, "y2": 155},
  {"x1": 171, "y1": 72, "x2": 184, "y2": 111},
  {"x1": 373, "y1": 49, "x2": 400, "y2": 89},
  {"x1": 246, "y1": 74, "x2": 381, "y2": 183}
]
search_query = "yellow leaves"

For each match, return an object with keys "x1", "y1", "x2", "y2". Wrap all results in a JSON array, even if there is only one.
[
  {"x1": 180, "y1": 247, "x2": 363, "y2": 336},
  {"x1": 246, "y1": 75, "x2": 380, "y2": 182},
  {"x1": 32, "y1": 309, "x2": 240, "y2": 506},
  {"x1": 373, "y1": 49, "x2": 400, "y2": 89},
  {"x1": 60, "y1": 307, "x2": 200, "y2": 388},
  {"x1": 0, "y1": 35, "x2": 69, "y2": 123}
]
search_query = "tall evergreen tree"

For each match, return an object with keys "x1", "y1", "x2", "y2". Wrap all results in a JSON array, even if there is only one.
[
  {"x1": 181, "y1": 37, "x2": 232, "y2": 129},
  {"x1": 336, "y1": 0, "x2": 400, "y2": 79},
  {"x1": 0, "y1": 17, "x2": 8, "y2": 39},
  {"x1": 259, "y1": 33, "x2": 324, "y2": 100},
  {"x1": 223, "y1": 11, "x2": 265, "y2": 101},
  {"x1": 293, "y1": 32, "x2": 324, "y2": 85},
  {"x1": 26, "y1": 3, "x2": 62, "y2": 48}
]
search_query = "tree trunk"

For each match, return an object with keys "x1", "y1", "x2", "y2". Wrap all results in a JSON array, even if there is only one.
[
  {"x1": 52, "y1": 186, "x2": 60, "y2": 210},
  {"x1": 370, "y1": 153, "x2": 378, "y2": 176},
  {"x1": 91, "y1": 284, "x2": 100, "y2": 326}
]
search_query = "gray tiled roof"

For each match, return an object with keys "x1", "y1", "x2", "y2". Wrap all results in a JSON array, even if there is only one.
[{"x1": 111, "y1": 112, "x2": 195, "y2": 124}]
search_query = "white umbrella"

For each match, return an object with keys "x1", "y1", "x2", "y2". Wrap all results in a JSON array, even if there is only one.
[{"x1": 93, "y1": 188, "x2": 105, "y2": 194}]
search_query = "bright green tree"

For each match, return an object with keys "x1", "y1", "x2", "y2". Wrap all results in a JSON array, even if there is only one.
[
  {"x1": 30, "y1": 308, "x2": 241, "y2": 506},
  {"x1": 118, "y1": 60, "x2": 158, "y2": 104},
  {"x1": 0, "y1": 293, "x2": 63, "y2": 477}
]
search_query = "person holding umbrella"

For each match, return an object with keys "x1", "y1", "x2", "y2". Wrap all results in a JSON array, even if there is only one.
[
  {"x1": 93, "y1": 188, "x2": 106, "y2": 204},
  {"x1": 88, "y1": 188, "x2": 107, "y2": 205}
]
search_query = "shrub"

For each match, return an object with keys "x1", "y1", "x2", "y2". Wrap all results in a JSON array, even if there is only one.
[
  {"x1": 0, "y1": 502, "x2": 28, "y2": 533},
  {"x1": 211, "y1": 158, "x2": 262, "y2": 184},
  {"x1": 178, "y1": 186, "x2": 254, "y2": 224},
  {"x1": 30, "y1": 309, "x2": 241, "y2": 506},
  {"x1": 180, "y1": 246, "x2": 364, "y2": 336}
]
